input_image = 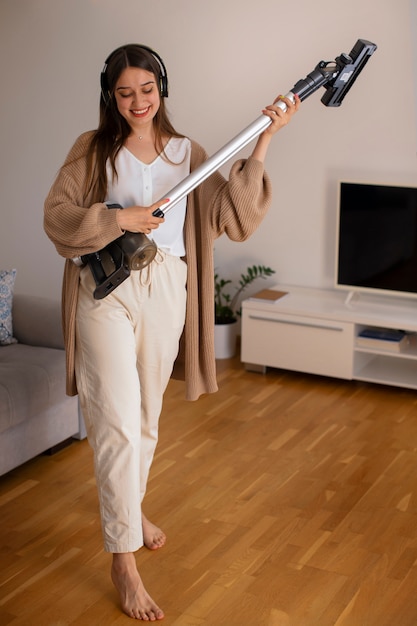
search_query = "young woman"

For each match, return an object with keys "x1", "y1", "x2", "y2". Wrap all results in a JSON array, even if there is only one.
[{"x1": 44, "y1": 43, "x2": 299, "y2": 621}]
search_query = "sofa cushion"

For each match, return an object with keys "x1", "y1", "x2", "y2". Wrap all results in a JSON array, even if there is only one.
[
  {"x1": 0, "y1": 343, "x2": 67, "y2": 434},
  {"x1": 0, "y1": 269, "x2": 17, "y2": 346}
]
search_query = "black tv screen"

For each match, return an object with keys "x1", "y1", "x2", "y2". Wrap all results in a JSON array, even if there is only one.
[{"x1": 336, "y1": 181, "x2": 417, "y2": 298}]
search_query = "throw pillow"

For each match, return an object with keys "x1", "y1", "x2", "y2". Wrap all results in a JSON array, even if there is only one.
[{"x1": 0, "y1": 268, "x2": 17, "y2": 345}]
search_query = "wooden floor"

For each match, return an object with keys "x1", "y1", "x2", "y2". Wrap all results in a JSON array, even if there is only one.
[{"x1": 1, "y1": 357, "x2": 417, "y2": 625}]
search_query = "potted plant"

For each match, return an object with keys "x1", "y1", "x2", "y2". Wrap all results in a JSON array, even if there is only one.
[{"x1": 214, "y1": 264, "x2": 275, "y2": 358}]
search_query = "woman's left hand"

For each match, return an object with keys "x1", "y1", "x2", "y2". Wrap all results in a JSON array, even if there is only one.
[
  {"x1": 261, "y1": 94, "x2": 300, "y2": 136},
  {"x1": 250, "y1": 93, "x2": 301, "y2": 163}
]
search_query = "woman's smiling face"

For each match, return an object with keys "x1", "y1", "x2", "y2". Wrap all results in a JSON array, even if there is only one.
[{"x1": 114, "y1": 66, "x2": 160, "y2": 130}]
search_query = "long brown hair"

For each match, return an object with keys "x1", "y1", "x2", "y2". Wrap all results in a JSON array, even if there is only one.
[{"x1": 84, "y1": 44, "x2": 185, "y2": 200}]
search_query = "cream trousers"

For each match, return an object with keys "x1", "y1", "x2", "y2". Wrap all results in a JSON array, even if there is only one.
[{"x1": 74, "y1": 250, "x2": 187, "y2": 553}]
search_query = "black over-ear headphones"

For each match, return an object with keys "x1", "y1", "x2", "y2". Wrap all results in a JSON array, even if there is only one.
[{"x1": 100, "y1": 44, "x2": 169, "y2": 105}]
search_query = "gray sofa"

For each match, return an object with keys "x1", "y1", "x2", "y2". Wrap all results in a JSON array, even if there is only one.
[{"x1": 0, "y1": 294, "x2": 85, "y2": 476}]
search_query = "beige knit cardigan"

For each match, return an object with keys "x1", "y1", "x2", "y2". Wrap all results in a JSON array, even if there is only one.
[{"x1": 44, "y1": 131, "x2": 272, "y2": 401}]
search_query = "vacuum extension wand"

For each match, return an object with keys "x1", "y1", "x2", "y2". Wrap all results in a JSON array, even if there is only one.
[
  {"x1": 83, "y1": 38, "x2": 377, "y2": 299},
  {"x1": 153, "y1": 38, "x2": 377, "y2": 218}
]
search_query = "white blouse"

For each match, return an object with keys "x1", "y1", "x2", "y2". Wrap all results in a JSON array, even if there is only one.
[{"x1": 105, "y1": 137, "x2": 191, "y2": 256}]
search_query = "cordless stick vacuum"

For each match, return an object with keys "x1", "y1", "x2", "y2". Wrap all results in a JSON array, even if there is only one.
[{"x1": 84, "y1": 38, "x2": 377, "y2": 299}]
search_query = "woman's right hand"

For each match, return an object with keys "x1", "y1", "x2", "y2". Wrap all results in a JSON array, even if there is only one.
[{"x1": 116, "y1": 198, "x2": 169, "y2": 234}]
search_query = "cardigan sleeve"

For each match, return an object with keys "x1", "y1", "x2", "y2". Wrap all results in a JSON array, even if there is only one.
[
  {"x1": 216, "y1": 156, "x2": 272, "y2": 240},
  {"x1": 189, "y1": 141, "x2": 272, "y2": 242},
  {"x1": 44, "y1": 131, "x2": 124, "y2": 259}
]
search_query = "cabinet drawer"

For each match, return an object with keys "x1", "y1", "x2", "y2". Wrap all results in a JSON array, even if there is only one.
[{"x1": 241, "y1": 309, "x2": 354, "y2": 378}]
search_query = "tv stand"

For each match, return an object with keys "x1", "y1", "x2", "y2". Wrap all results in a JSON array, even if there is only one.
[{"x1": 241, "y1": 284, "x2": 417, "y2": 390}]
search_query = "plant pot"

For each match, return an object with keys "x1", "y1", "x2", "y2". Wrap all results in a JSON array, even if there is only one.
[{"x1": 214, "y1": 320, "x2": 238, "y2": 359}]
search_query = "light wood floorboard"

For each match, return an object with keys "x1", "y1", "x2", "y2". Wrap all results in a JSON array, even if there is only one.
[{"x1": 1, "y1": 357, "x2": 417, "y2": 625}]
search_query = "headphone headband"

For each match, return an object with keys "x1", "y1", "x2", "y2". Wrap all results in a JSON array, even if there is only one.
[{"x1": 100, "y1": 44, "x2": 169, "y2": 105}]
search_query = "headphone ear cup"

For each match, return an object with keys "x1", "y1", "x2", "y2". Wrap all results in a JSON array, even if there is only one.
[
  {"x1": 159, "y1": 75, "x2": 168, "y2": 98},
  {"x1": 100, "y1": 69, "x2": 111, "y2": 105}
]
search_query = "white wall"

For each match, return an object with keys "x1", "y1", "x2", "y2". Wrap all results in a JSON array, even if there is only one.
[{"x1": 0, "y1": 0, "x2": 416, "y2": 300}]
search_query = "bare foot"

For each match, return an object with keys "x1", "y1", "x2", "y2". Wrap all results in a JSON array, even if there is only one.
[
  {"x1": 111, "y1": 552, "x2": 164, "y2": 620},
  {"x1": 142, "y1": 514, "x2": 166, "y2": 550}
]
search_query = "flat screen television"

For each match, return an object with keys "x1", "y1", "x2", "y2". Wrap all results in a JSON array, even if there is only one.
[{"x1": 335, "y1": 181, "x2": 417, "y2": 300}]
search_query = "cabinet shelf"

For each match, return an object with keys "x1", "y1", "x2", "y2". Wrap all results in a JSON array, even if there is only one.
[
  {"x1": 354, "y1": 354, "x2": 417, "y2": 389},
  {"x1": 354, "y1": 332, "x2": 417, "y2": 360}
]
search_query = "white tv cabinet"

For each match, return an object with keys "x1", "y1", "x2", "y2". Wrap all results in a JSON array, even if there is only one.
[{"x1": 241, "y1": 284, "x2": 417, "y2": 390}]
